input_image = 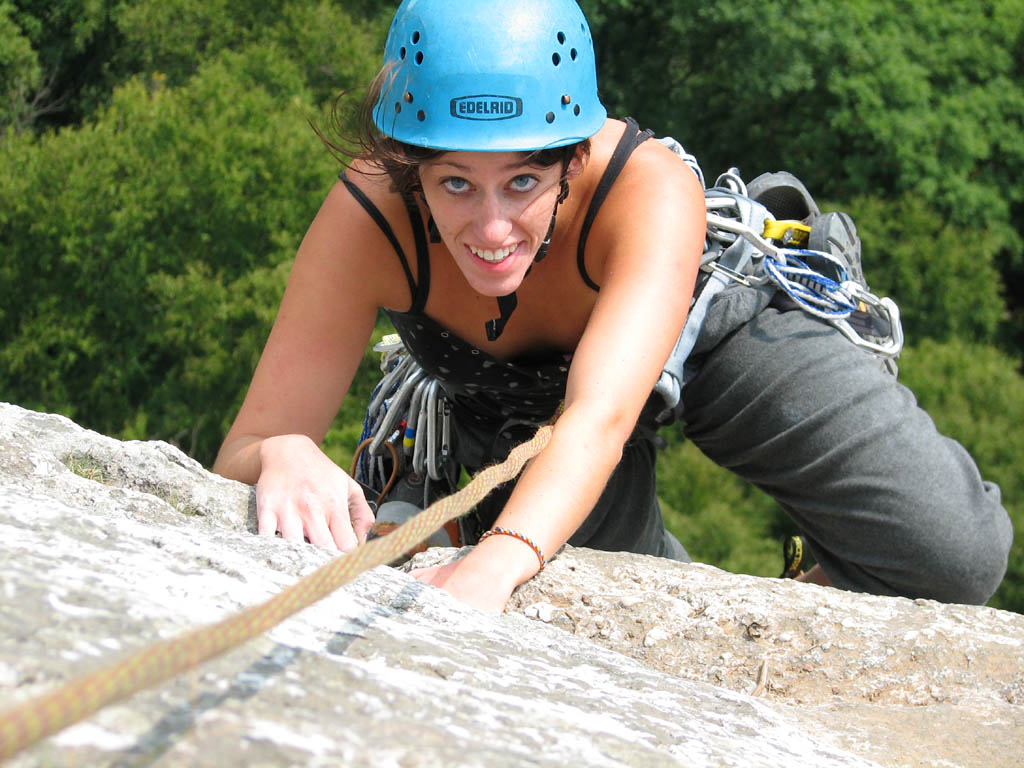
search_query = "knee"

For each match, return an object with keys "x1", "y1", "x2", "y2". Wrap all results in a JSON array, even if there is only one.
[
  {"x1": 913, "y1": 541, "x2": 1008, "y2": 606},
  {"x1": 891, "y1": 488, "x2": 1012, "y2": 605},
  {"x1": 820, "y1": 484, "x2": 1013, "y2": 606}
]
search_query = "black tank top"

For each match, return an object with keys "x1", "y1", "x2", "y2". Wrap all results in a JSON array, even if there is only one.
[{"x1": 341, "y1": 118, "x2": 653, "y2": 467}]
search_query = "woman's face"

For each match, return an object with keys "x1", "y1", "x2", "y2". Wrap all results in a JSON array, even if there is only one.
[{"x1": 418, "y1": 152, "x2": 569, "y2": 298}]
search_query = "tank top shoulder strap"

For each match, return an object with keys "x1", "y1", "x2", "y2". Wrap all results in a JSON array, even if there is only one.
[
  {"x1": 339, "y1": 170, "x2": 431, "y2": 314},
  {"x1": 576, "y1": 117, "x2": 654, "y2": 291}
]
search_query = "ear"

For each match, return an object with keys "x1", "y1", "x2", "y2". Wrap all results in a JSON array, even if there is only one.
[{"x1": 565, "y1": 151, "x2": 585, "y2": 181}]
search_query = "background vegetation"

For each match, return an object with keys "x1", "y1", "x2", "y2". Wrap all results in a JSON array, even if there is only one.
[{"x1": 2, "y1": 0, "x2": 1021, "y2": 611}]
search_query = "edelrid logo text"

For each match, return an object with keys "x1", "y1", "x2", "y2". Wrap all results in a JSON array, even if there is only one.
[{"x1": 450, "y1": 95, "x2": 523, "y2": 121}]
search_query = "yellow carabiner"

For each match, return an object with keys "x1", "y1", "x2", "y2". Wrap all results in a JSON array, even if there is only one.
[{"x1": 763, "y1": 219, "x2": 811, "y2": 247}]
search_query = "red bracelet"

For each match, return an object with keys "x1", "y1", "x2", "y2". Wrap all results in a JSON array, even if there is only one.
[{"x1": 478, "y1": 527, "x2": 547, "y2": 572}]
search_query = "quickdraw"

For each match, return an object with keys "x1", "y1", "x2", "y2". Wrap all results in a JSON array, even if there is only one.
[
  {"x1": 354, "y1": 335, "x2": 460, "y2": 508},
  {"x1": 704, "y1": 202, "x2": 903, "y2": 358}
]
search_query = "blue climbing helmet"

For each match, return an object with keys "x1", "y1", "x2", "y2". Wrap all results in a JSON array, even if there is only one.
[{"x1": 373, "y1": 0, "x2": 607, "y2": 152}]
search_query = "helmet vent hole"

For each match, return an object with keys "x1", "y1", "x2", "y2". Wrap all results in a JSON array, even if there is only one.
[
  {"x1": 545, "y1": 111, "x2": 555, "y2": 123},
  {"x1": 573, "y1": 104, "x2": 581, "y2": 116},
  {"x1": 561, "y1": 94, "x2": 571, "y2": 105},
  {"x1": 417, "y1": 109, "x2": 426, "y2": 122},
  {"x1": 412, "y1": 31, "x2": 420, "y2": 44},
  {"x1": 415, "y1": 51, "x2": 424, "y2": 65},
  {"x1": 399, "y1": 47, "x2": 407, "y2": 60},
  {"x1": 552, "y1": 52, "x2": 561, "y2": 66},
  {"x1": 557, "y1": 31, "x2": 566, "y2": 44},
  {"x1": 404, "y1": 91, "x2": 414, "y2": 102},
  {"x1": 395, "y1": 102, "x2": 402, "y2": 113},
  {"x1": 570, "y1": 48, "x2": 578, "y2": 60}
]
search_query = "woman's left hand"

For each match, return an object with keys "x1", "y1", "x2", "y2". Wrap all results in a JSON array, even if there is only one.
[{"x1": 410, "y1": 558, "x2": 516, "y2": 614}]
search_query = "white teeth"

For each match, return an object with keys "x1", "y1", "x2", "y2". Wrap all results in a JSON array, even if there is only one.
[{"x1": 469, "y1": 244, "x2": 516, "y2": 263}]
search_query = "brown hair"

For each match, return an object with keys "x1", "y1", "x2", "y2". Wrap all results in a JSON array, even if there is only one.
[{"x1": 312, "y1": 65, "x2": 590, "y2": 198}]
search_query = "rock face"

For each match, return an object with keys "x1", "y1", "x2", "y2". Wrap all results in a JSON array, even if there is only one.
[{"x1": 1, "y1": 402, "x2": 1021, "y2": 767}]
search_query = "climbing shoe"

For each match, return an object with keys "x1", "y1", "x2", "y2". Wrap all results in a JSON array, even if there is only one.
[
  {"x1": 747, "y1": 171, "x2": 821, "y2": 222},
  {"x1": 808, "y1": 211, "x2": 866, "y2": 290},
  {"x1": 780, "y1": 535, "x2": 807, "y2": 579}
]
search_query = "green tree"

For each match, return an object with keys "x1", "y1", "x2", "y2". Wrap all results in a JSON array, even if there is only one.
[
  {"x1": 2, "y1": 0, "x2": 390, "y2": 135},
  {"x1": 0, "y1": 1, "x2": 41, "y2": 133},
  {"x1": 0, "y1": 45, "x2": 339, "y2": 463},
  {"x1": 0, "y1": 0, "x2": 392, "y2": 464},
  {"x1": 1, "y1": 0, "x2": 122, "y2": 132},
  {"x1": 658, "y1": 438, "x2": 782, "y2": 578},
  {"x1": 847, "y1": 193, "x2": 1007, "y2": 345},
  {"x1": 584, "y1": 0, "x2": 1024, "y2": 228}
]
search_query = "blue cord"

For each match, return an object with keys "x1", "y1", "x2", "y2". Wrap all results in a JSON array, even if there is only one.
[{"x1": 763, "y1": 249, "x2": 858, "y2": 318}]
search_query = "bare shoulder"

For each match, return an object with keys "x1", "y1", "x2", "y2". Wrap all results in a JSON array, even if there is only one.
[
  {"x1": 318, "y1": 158, "x2": 402, "y2": 247},
  {"x1": 303, "y1": 159, "x2": 419, "y2": 311},
  {"x1": 580, "y1": 122, "x2": 705, "y2": 262},
  {"x1": 612, "y1": 135, "x2": 704, "y2": 211}
]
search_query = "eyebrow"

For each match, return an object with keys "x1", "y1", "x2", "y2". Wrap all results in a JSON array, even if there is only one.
[{"x1": 431, "y1": 157, "x2": 533, "y2": 173}]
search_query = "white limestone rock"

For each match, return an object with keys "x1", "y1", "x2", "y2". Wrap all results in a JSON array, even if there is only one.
[{"x1": 2, "y1": 403, "x2": 1020, "y2": 767}]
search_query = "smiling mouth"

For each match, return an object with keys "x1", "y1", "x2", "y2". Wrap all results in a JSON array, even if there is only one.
[{"x1": 469, "y1": 243, "x2": 518, "y2": 263}]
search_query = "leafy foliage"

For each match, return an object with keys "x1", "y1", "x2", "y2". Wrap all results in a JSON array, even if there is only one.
[
  {"x1": 584, "y1": 0, "x2": 1024, "y2": 228},
  {"x1": 0, "y1": 1, "x2": 41, "y2": 132},
  {"x1": 1, "y1": 0, "x2": 389, "y2": 136},
  {"x1": 0, "y1": 47, "x2": 337, "y2": 461},
  {"x1": 1, "y1": 0, "x2": 122, "y2": 132},
  {"x1": 114, "y1": 0, "x2": 389, "y2": 104},
  {"x1": 657, "y1": 438, "x2": 783, "y2": 578},
  {"x1": 846, "y1": 193, "x2": 1007, "y2": 345}
]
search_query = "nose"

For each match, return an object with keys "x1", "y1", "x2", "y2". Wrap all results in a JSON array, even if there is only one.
[{"x1": 473, "y1": 193, "x2": 513, "y2": 245}]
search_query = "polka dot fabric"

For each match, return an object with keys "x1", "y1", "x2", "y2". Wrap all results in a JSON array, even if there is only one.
[{"x1": 385, "y1": 309, "x2": 570, "y2": 428}]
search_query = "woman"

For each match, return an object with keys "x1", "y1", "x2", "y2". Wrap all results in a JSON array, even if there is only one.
[{"x1": 214, "y1": 0, "x2": 1011, "y2": 612}]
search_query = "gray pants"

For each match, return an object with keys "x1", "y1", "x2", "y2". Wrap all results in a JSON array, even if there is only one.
[{"x1": 681, "y1": 294, "x2": 1012, "y2": 605}]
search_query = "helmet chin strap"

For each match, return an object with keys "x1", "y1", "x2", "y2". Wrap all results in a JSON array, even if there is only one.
[{"x1": 485, "y1": 176, "x2": 570, "y2": 342}]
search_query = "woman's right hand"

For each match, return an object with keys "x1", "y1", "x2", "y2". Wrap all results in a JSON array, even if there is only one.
[{"x1": 254, "y1": 434, "x2": 375, "y2": 552}]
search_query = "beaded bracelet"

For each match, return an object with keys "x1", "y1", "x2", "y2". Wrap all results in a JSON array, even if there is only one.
[{"x1": 478, "y1": 527, "x2": 547, "y2": 572}]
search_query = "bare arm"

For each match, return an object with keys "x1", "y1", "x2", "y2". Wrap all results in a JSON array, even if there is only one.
[{"x1": 213, "y1": 174, "x2": 402, "y2": 550}]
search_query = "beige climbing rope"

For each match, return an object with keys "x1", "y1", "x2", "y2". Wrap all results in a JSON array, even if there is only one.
[{"x1": 0, "y1": 425, "x2": 552, "y2": 761}]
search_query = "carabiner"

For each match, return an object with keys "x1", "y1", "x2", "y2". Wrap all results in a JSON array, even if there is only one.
[
  {"x1": 369, "y1": 367, "x2": 425, "y2": 457},
  {"x1": 404, "y1": 376, "x2": 428, "y2": 456},
  {"x1": 413, "y1": 380, "x2": 433, "y2": 477},
  {"x1": 367, "y1": 354, "x2": 412, "y2": 420},
  {"x1": 714, "y1": 168, "x2": 748, "y2": 196},
  {"x1": 426, "y1": 381, "x2": 441, "y2": 481},
  {"x1": 830, "y1": 290, "x2": 904, "y2": 359},
  {"x1": 432, "y1": 394, "x2": 453, "y2": 485}
]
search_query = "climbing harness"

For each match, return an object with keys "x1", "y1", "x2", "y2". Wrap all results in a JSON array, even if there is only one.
[
  {"x1": 354, "y1": 335, "x2": 460, "y2": 509},
  {"x1": 653, "y1": 160, "x2": 905, "y2": 421}
]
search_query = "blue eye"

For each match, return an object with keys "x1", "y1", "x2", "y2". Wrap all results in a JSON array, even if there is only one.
[
  {"x1": 509, "y1": 175, "x2": 539, "y2": 192},
  {"x1": 442, "y1": 177, "x2": 469, "y2": 193}
]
